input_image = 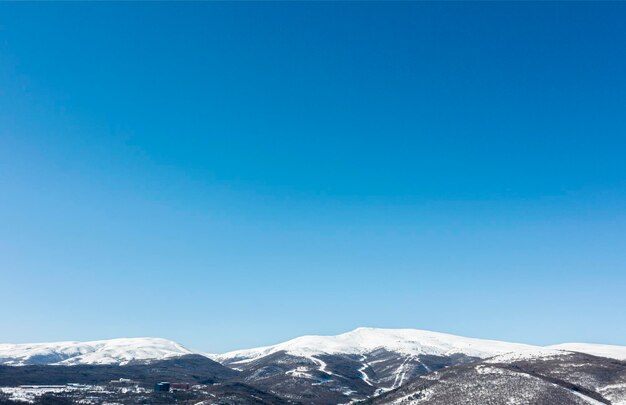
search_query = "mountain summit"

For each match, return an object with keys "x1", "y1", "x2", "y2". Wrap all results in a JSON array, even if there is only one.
[
  {"x1": 212, "y1": 327, "x2": 539, "y2": 364},
  {"x1": 0, "y1": 337, "x2": 191, "y2": 366}
]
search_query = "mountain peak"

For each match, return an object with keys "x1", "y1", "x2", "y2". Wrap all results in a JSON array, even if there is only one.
[
  {"x1": 0, "y1": 337, "x2": 191, "y2": 366},
  {"x1": 214, "y1": 327, "x2": 539, "y2": 363}
]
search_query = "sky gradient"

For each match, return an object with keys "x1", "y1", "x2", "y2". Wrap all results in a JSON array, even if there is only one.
[{"x1": 1, "y1": 2, "x2": 625, "y2": 353}]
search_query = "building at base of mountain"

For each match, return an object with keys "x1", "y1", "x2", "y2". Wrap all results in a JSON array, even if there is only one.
[
  {"x1": 110, "y1": 378, "x2": 138, "y2": 386},
  {"x1": 154, "y1": 382, "x2": 170, "y2": 392}
]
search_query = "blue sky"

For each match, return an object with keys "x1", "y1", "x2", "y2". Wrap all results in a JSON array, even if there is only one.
[{"x1": 1, "y1": 2, "x2": 625, "y2": 353}]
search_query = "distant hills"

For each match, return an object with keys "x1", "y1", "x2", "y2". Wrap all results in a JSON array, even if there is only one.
[
  {"x1": 1, "y1": 328, "x2": 625, "y2": 404},
  {"x1": 0, "y1": 337, "x2": 190, "y2": 366}
]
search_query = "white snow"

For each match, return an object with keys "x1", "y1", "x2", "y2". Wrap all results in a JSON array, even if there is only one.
[
  {"x1": 570, "y1": 390, "x2": 607, "y2": 405},
  {"x1": 358, "y1": 355, "x2": 373, "y2": 386},
  {"x1": 0, "y1": 337, "x2": 191, "y2": 366},
  {"x1": 548, "y1": 343, "x2": 626, "y2": 361},
  {"x1": 2, "y1": 328, "x2": 625, "y2": 371},
  {"x1": 599, "y1": 383, "x2": 626, "y2": 405},
  {"x1": 484, "y1": 348, "x2": 567, "y2": 364},
  {"x1": 308, "y1": 355, "x2": 338, "y2": 377},
  {"x1": 0, "y1": 386, "x2": 78, "y2": 403},
  {"x1": 286, "y1": 366, "x2": 315, "y2": 379},
  {"x1": 475, "y1": 365, "x2": 608, "y2": 405},
  {"x1": 213, "y1": 327, "x2": 539, "y2": 364},
  {"x1": 391, "y1": 355, "x2": 415, "y2": 389}
]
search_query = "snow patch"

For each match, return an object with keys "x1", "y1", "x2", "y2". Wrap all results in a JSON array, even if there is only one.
[
  {"x1": 484, "y1": 348, "x2": 567, "y2": 364},
  {"x1": 548, "y1": 343, "x2": 626, "y2": 361}
]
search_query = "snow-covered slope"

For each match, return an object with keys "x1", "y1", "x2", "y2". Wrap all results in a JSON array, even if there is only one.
[
  {"x1": 208, "y1": 328, "x2": 552, "y2": 403},
  {"x1": 370, "y1": 351, "x2": 626, "y2": 405},
  {"x1": 484, "y1": 348, "x2": 567, "y2": 363},
  {"x1": 213, "y1": 327, "x2": 540, "y2": 364},
  {"x1": 0, "y1": 337, "x2": 191, "y2": 366},
  {"x1": 548, "y1": 343, "x2": 626, "y2": 361},
  {"x1": 3, "y1": 330, "x2": 625, "y2": 369}
]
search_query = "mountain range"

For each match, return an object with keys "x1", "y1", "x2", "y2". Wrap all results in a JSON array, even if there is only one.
[
  {"x1": 0, "y1": 337, "x2": 191, "y2": 366},
  {"x1": 1, "y1": 328, "x2": 625, "y2": 404}
]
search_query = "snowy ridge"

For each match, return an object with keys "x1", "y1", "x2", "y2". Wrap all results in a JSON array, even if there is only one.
[
  {"x1": 548, "y1": 343, "x2": 626, "y2": 361},
  {"x1": 484, "y1": 348, "x2": 566, "y2": 363},
  {"x1": 212, "y1": 327, "x2": 540, "y2": 364},
  {"x1": 0, "y1": 337, "x2": 191, "y2": 366},
  {"x1": 2, "y1": 329, "x2": 626, "y2": 368}
]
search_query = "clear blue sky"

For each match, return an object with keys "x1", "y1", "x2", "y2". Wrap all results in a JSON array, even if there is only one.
[{"x1": 1, "y1": 2, "x2": 625, "y2": 353}]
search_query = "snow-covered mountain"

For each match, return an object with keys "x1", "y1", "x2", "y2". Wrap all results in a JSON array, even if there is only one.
[
  {"x1": 212, "y1": 327, "x2": 539, "y2": 365},
  {"x1": 0, "y1": 337, "x2": 191, "y2": 366},
  {"x1": 208, "y1": 328, "x2": 548, "y2": 404},
  {"x1": 548, "y1": 342, "x2": 626, "y2": 361},
  {"x1": 2, "y1": 329, "x2": 625, "y2": 368},
  {"x1": 212, "y1": 327, "x2": 626, "y2": 366},
  {"x1": 1, "y1": 329, "x2": 625, "y2": 404},
  {"x1": 368, "y1": 351, "x2": 626, "y2": 405},
  {"x1": 205, "y1": 328, "x2": 626, "y2": 404}
]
